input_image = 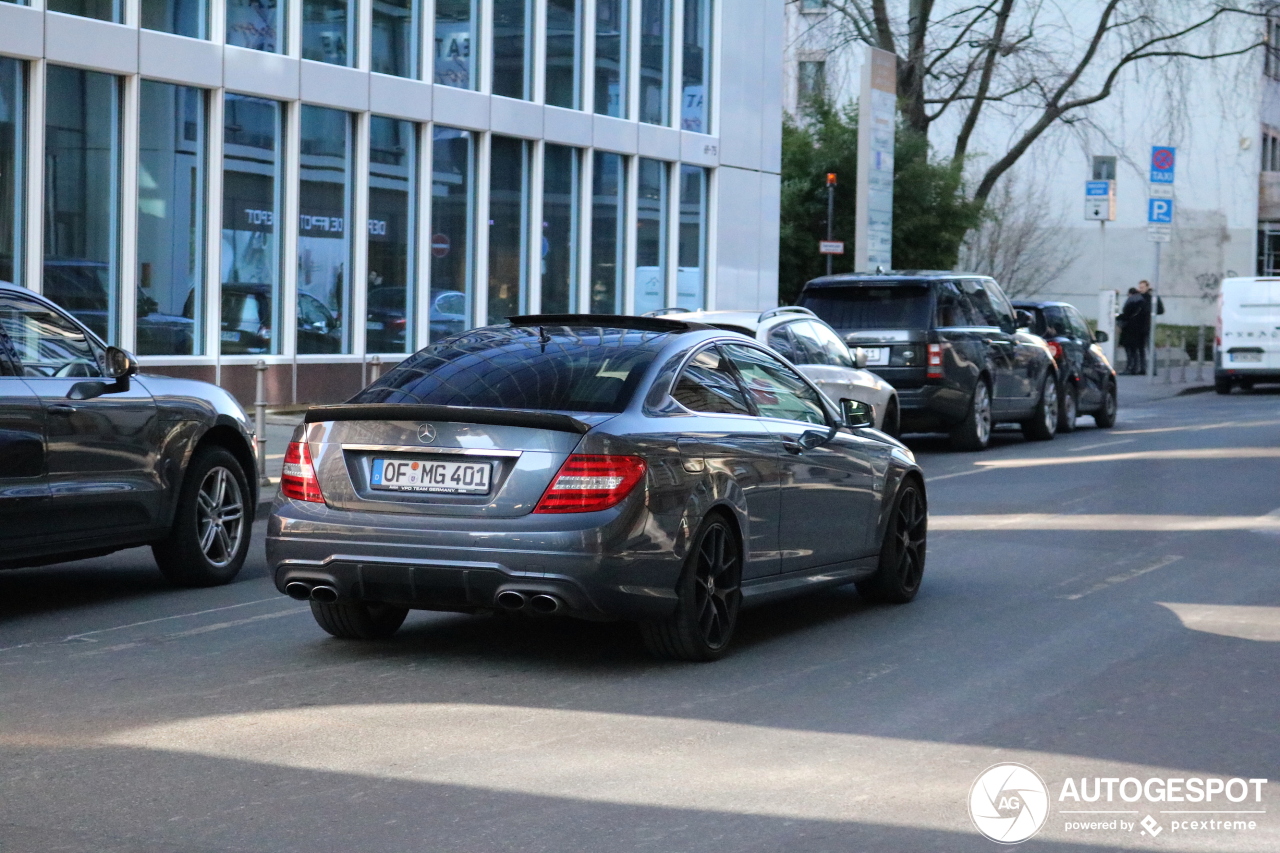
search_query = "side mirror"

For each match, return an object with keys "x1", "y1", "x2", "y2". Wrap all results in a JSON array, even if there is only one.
[
  {"x1": 852, "y1": 346, "x2": 869, "y2": 369},
  {"x1": 103, "y1": 346, "x2": 138, "y2": 379},
  {"x1": 841, "y1": 398, "x2": 876, "y2": 429},
  {"x1": 1015, "y1": 309, "x2": 1035, "y2": 330},
  {"x1": 797, "y1": 429, "x2": 829, "y2": 450},
  {"x1": 1093, "y1": 329, "x2": 1109, "y2": 343}
]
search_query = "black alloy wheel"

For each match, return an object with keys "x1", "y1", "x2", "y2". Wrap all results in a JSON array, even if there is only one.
[
  {"x1": 153, "y1": 446, "x2": 253, "y2": 587},
  {"x1": 1022, "y1": 374, "x2": 1059, "y2": 441},
  {"x1": 856, "y1": 482, "x2": 927, "y2": 604},
  {"x1": 641, "y1": 515, "x2": 743, "y2": 662},
  {"x1": 1093, "y1": 380, "x2": 1118, "y2": 428},
  {"x1": 1059, "y1": 383, "x2": 1078, "y2": 433}
]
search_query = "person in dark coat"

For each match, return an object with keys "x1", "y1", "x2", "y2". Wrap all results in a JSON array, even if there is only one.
[
  {"x1": 1118, "y1": 287, "x2": 1146, "y2": 374},
  {"x1": 1137, "y1": 279, "x2": 1165, "y2": 374}
]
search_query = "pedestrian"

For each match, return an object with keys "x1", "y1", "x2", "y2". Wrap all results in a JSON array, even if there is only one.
[
  {"x1": 1137, "y1": 279, "x2": 1165, "y2": 375},
  {"x1": 1118, "y1": 287, "x2": 1146, "y2": 374}
]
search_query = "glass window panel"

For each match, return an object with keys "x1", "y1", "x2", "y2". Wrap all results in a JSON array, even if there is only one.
[
  {"x1": 487, "y1": 136, "x2": 529, "y2": 323},
  {"x1": 137, "y1": 82, "x2": 206, "y2": 356},
  {"x1": 594, "y1": 0, "x2": 628, "y2": 117},
  {"x1": 682, "y1": 0, "x2": 711, "y2": 133},
  {"x1": 298, "y1": 105, "x2": 353, "y2": 354},
  {"x1": 546, "y1": 0, "x2": 581, "y2": 109},
  {"x1": 227, "y1": 0, "x2": 283, "y2": 52},
  {"x1": 634, "y1": 157, "x2": 667, "y2": 315},
  {"x1": 493, "y1": 0, "x2": 533, "y2": 100},
  {"x1": 430, "y1": 126, "x2": 474, "y2": 342},
  {"x1": 541, "y1": 144, "x2": 579, "y2": 314},
  {"x1": 676, "y1": 164, "x2": 706, "y2": 310},
  {"x1": 590, "y1": 151, "x2": 625, "y2": 314},
  {"x1": 303, "y1": 0, "x2": 356, "y2": 66},
  {"x1": 142, "y1": 0, "x2": 207, "y2": 38},
  {"x1": 722, "y1": 343, "x2": 828, "y2": 426},
  {"x1": 0, "y1": 59, "x2": 24, "y2": 290},
  {"x1": 44, "y1": 66, "x2": 120, "y2": 343},
  {"x1": 221, "y1": 93, "x2": 283, "y2": 355},
  {"x1": 368, "y1": 116, "x2": 416, "y2": 354},
  {"x1": 435, "y1": 0, "x2": 479, "y2": 89},
  {"x1": 47, "y1": 0, "x2": 121, "y2": 22},
  {"x1": 639, "y1": 0, "x2": 670, "y2": 125},
  {"x1": 372, "y1": 0, "x2": 418, "y2": 78}
]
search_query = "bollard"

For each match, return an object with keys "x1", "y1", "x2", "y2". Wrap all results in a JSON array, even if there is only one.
[
  {"x1": 368, "y1": 354, "x2": 382, "y2": 385},
  {"x1": 254, "y1": 360, "x2": 270, "y2": 487},
  {"x1": 1164, "y1": 340, "x2": 1172, "y2": 384},
  {"x1": 1195, "y1": 325, "x2": 1205, "y2": 382},
  {"x1": 1179, "y1": 333, "x2": 1187, "y2": 384}
]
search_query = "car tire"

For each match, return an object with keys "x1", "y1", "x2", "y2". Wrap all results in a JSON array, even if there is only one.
[
  {"x1": 1058, "y1": 383, "x2": 1078, "y2": 433},
  {"x1": 1022, "y1": 374, "x2": 1059, "y2": 441},
  {"x1": 153, "y1": 446, "x2": 253, "y2": 587},
  {"x1": 1093, "y1": 380, "x2": 1118, "y2": 428},
  {"x1": 310, "y1": 600, "x2": 409, "y2": 640},
  {"x1": 883, "y1": 397, "x2": 901, "y2": 438},
  {"x1": 640, "y1": 514, "x2": 742, "y2": 662},
  {"x1": 1214, "y1": 376, "x2": 1232, "y2": 395},
  {"x1": 949, "y1": 379, "x2": 992, "y2": 451},
  {"x1": 855, "y1": 480, "x2": 927, "y2": 604}
]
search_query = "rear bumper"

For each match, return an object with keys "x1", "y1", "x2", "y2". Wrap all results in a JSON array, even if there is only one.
[
  {"x1": 266, "y1": 497, "x2": 683, "y2": 621},
  {"x1": 1216, "y1": 368, "x2": 1280, "y2": 382},
  {"x1": 896, "y1": 383, "x2": 970, "y2": 431}
]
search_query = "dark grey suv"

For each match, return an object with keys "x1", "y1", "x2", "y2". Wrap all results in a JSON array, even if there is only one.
[
  {"x1": 798, "y1": 272, "x2": 1060, "y2": 450},
  {"x1": 268, "y1": 315, "x2": 927, "y2": 661}
]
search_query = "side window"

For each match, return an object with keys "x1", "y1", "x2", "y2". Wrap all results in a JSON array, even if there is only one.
[
  {"x1": 964, "y1": 280, "x2": 1009, "y2": 329},
  {"x1": 935, "y1": 281, "x2": 976, "y2": 327},
  {"x1": 721, "y1": 343, "x2": 829, "y2": 427},
  {"x1": 766, "y1": 324, "x2": 798, "y2": 363},
  {"x1": 785, "y1": 321, "x2": 828, "y2": 365},
  {"x1": 983, "y1": 280, "x2": 1018, "y2": 332},
  {"x1": 0, "y1": 295, "x2": 105, "y2": 378},
  {"x1": 671, "y1": 346, "x2": 751, "y2": 415},
  {"x1": 803, "y1": 320, "x2": 855, "y2": 368},
  {"x1": 1067, "y1": 307, "x2": 1093, "y2": 340},
  {"x1": 1041, "y1": 306, "x2": 1068, "y2": 338}
]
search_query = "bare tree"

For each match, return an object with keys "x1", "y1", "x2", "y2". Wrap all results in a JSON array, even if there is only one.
[
  {"x1": 958, "y1": 169, "x2": 1081, "y2": 297},
  {"x1": 788, "y1": 1, "x2": 1264, "y2": 204}
]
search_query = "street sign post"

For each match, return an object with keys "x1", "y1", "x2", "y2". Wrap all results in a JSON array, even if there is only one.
[
  {"x1": 1147, "y1": 146, "x2": 1176, "y2": 381},
  {"x1": 1150, "y1": 146, "x2": 1176, "y2": 183},
  {"x1": 819, "y1": 241, "x2": 845, "y2": 255}
]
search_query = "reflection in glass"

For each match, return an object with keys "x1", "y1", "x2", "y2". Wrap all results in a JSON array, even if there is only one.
[
  {"x1": 488, "y1": 136, "x2": 529, "y2": 322},
  {"x1": 542, "y1": 145, "x2": 579, "y2": 314},
  {"x1": 546, "y1": 0, "x2": 581, "y2": 109},
  {"x1": 0, "y1": 59, "x2": 23, "y2": 290},
  {"x1": 639, "y1": 0, "x2": 670, "y2": 125},
  {"x1": 44, "y1": 66, "x2": 120, "y2": 343},
  {"x1": 634, "y1": 158, "x2": 667, "y2": 315},
  {"x1": 227, "y1": 0, "x2": 282, "y2": 52},
  {"x1": 372, "y1": 0, "x2": 418, "y2": 78},
  {"x1": 493, "y1": 0, "x2": 533, "y2": 100},
  {"x1": 47, "y1": 0, "x2": 120, "y2": 22},
  {"x1": 435, "y1": 0, "x2": 479, "y2": 89},
  {"x1": 595, "y1": 0, "x2": 628, "y2": 117},
  {"x1": 368, "y1": 116, "x2": 416, "y2": 353},
  {"x1": 682, "y1": 0, "x2": 711, "y2": 133},
  {"x1": 590, "y1": 151, "x2": 625, "y2": 314},
  {"x1": 298, "y1": 105, "x2": 353, "y2": 354},
  {"x1": 142, "y1": 0, "x2": 207, "y2": 38},
  {"x1": 303, "y1": 0, "x2": 355, "y2": 66},
  {"x1": 677, "y1": 165, "x2": 707, "y2": 310},
  {"x1": 430, "y1": 126, "x2": 473, "y2": 341},
  {"x1": 137, "y1": 82, "x2": 206, "y2": 356},
  {"x1": 221, "y1": 94, "x2": 283, "y2": 355}
]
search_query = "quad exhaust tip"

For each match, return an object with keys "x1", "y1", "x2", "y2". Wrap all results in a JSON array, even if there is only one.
[
  {"x1": 284, "y1": 581, "x2": 313, "y2": 601},
  {"x1": 528, "y1": 594, "x2": 562, "y2": 614},
  {"x1": 495, "y1": 590, "x2": 527, "y2": 611},
  {"x1": 310, "y1": 585, "x2": 339, "y2": 603}
]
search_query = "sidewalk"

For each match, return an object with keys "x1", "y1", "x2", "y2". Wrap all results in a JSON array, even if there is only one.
[{"x1": 1116, "y1": 371, "x2": 1213, "y2": 405}]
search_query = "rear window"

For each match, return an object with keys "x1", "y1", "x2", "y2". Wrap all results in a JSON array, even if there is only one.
[
  {"x1": 800, "y1": 285, "x2": 932, "y2": 330},
  {"x1": 351, "y1": 325, "x2": 665, "y2": 413}
]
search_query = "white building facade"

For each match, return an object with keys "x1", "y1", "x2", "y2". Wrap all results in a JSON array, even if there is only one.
[{"x1": 0, "y1": 0, "x2": 781, "y2": 403}]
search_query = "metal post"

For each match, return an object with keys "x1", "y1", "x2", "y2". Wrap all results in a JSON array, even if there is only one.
[
  {"x1": 826, "y1": 173, "x2": 836, "y2": 277},
  {"x1": 1178, "y1": 332, "x2": 1187, "y2": 384},
  {"x1": 1149, "y1": 242, "x2": 1161, "y2": 382},
  {"x1": 254, "y1": 360, "x2": 270, "y2": 486},
  {"x1": 1195, "y1": 325, "x2": 1205, "y2": 382},
  {"x1": 368, "y1": 354, "x2": 382, "y2": 385}
]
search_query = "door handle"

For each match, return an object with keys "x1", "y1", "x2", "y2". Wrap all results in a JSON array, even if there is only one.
[{"x1": 48, "y1": 403, "x2": 76, "y2": 417}]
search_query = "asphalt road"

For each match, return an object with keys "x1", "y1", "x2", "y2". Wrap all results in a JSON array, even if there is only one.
[{"x1": 1, "y1": 385, "x2": 1277, "y2": 853}]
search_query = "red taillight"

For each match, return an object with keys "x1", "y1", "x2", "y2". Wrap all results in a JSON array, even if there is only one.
[
  {"x1": 533, "y1": 454, "x2": 646, "y2": 514},
  {"x1": 281, "y1": 441, "x2": 324, "y2": 503},
  {"x1": 1045, "y1": 340, "x2": 1063, "y2": 361},
  {"x1": 927, "y1": 343, "x2": 944, "y2": 379}
]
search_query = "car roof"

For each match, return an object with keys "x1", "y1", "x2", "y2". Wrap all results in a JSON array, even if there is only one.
[
  {"x1": 648, "y1": 307, "x2": 821, "y2": 332},
  {"x1": 803, "y1": 271, "x2": 987, "y2": 288},
  {"x1": 1011, "y1": 300, "x2": 1075, "y2": 309}
]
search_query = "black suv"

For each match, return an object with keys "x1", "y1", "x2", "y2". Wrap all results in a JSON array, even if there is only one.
[
  {"x1": 798, "y1": 272, "x2": 1059, "y2": 450},
  {"x1": 1011, "y1": 299, "x2": 1118, "y2": 433}
]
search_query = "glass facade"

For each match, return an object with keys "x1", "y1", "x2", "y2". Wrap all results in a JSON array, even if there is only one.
[
  {"x1": 590, "y1": 151, "x2": 625, "y2": 314},
  {"x1": 298, "y1": 105, "x2": 354, "y2": 354},
  {"x1": 367, "y1": 116, "x2": 416, "y2": 353},
  {"x1": 541, "y1": 144, "x2": 579, "y2": 314},
  {"x1": 142, "y1": 0, "x2": 207, "y2": 39},
  {"x1": 137, "y1": 81, "x2": 206, "y2": 356},
  {"x1": 682, "y1": 0, "x2": 711, "y2": 133},
  {"x1": 372, "y1": 0, "x2": 418, "y2": 78},
  {"x1": 303, "y1": 0, "x2": 355, "y2": 66},
  {"x1": 227, "y1": 0, "x2": 283, "y2": 52},
  {"x1": 677, "y1": 164, "x2": 706, "y2": 310},
  {"x1": 44, "y1": 66, "x2": 120, "y2": 343},
  {"x1": 430, "y1": 126, "x2": 473, "y2": 342},
  {"x1": 492, "y1": 0, "x2": 533, "y2": 100},
  {"x1": 595, "y1": 0, "x2": 628, "y2": 117},
  {"x1": 487, "y1": 135, "x2": 529, "y2": 322},
  {"x1": 221, "y1": 94, "x2": 283, "y2": 355},
  {"x1": 47, "y1": 0, "x2": 120, "y2": 23},
  {"x1": 435, "y1": 0, "x2": 479, "y2": 89},
  {"x1": 0, "y1": 59, "x2": 22, "y2": 290},
  {"x1": 634, "y1": 157, "x2": 666, "y2": 315},
  {"x1": 545, "y1": 0, "x2": 580, "y2": 110},
  {"x1": 639, "y1": 0, "x2": 670, "y2": 126}
]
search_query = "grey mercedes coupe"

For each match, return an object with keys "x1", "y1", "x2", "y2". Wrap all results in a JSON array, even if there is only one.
[{"x1": 268, "y1": 315, "x2": 927, "y2": 661}]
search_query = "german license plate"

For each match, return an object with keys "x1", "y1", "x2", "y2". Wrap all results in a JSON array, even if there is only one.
[
  {"x1": 370, "y1": 458, "x2": 492, "y2": 495},
  {"x1": 860, "y1": 347, "x2": 890, "y2": 366},
  {"x1": 220, "y1": 331, "x2": 238, "y2": 342},
  {"x1": 1231, "y1": 352, "x2": 1263, "y2": 363}
]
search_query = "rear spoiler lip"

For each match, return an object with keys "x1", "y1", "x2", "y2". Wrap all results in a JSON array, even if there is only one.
[{"x1": 303, "y1": 404, "x2": 596, "y2": 435}]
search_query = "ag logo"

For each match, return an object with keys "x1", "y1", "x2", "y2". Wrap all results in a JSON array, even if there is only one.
[
  {"x1": 417, "y1": 424, "x2": 437, "y2": 444},
  {"x1": 968, "y1": 763, "x2": 1049, "y2": 844}
]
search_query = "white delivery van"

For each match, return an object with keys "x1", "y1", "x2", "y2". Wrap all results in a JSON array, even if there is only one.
[{"x1": 1216, "y1": 277, "x2": 1280, "y2": 393}]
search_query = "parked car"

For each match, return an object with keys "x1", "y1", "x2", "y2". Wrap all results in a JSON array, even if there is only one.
[
  {"x1": 0, "y1": 281, "x2": 257, "y2": 584},
  {"x1": 797, "y1": 271, "x2": 1060, "y2": 450},
  {"x1": 647, "y1": 306, "x2": 901, "y2": 435},
  {"x1": 221, "y1": 283, "x2": 342, "y2": 354},
  {"x1": 366, "y1": 285, "x2": 409, "y2": 353},
  {"x1": 268, "y1": 314, "x2": 927, "y2": 661},
  {"x1": 1215, "y1": 276, "x2": 1280, "y2": 393},
  {"x1": 1011, "y1": 299, "x2": 1118, "y2": 431}
]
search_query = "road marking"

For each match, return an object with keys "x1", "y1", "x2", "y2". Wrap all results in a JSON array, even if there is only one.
[
  {"x1": 167, "y1": 607, "x2": 307, "y2": 638},
  {"x1": 1159, "y1": 602, "x2": 1280, "y2": 642},
  {"x1": 932, "y1": 514, "x2": 1280, "y2": 531},
  {"x1": 974, "y1": 447, "x2": 1280, "y2": 469},
  {"x1": 60, "y1": 596, "x2": 286, "y2": 642},
  {"x1": 1060, "y1": 556, "x2": 1183, "y2": 600},
  {"x1": 927, "y1": 467, "x2": 990, "y2": 482},
  {"x1": 1111, "y1": 418, "x2": 1280, "y2": 436},
  {"x1": 1068, "y1": 438, "x2": 1136, "y2": 452}
]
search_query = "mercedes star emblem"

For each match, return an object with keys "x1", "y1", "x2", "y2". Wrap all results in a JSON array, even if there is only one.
[{"x1": 417, "y1": 424, "x2": 437, "y2": 444}]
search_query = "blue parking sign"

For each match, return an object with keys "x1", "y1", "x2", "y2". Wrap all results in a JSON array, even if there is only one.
[
  {"x1": 1148, "y1": 197, "x2": 1174, "y2": 223},
  {"x1": 1150, "y1": 146, "x2": 1175, "y2": 183}
]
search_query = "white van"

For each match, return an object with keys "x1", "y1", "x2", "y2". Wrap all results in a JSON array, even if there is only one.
[{"x1": 1216, "y1": 277, "x2": 1280, "y2": 393}]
